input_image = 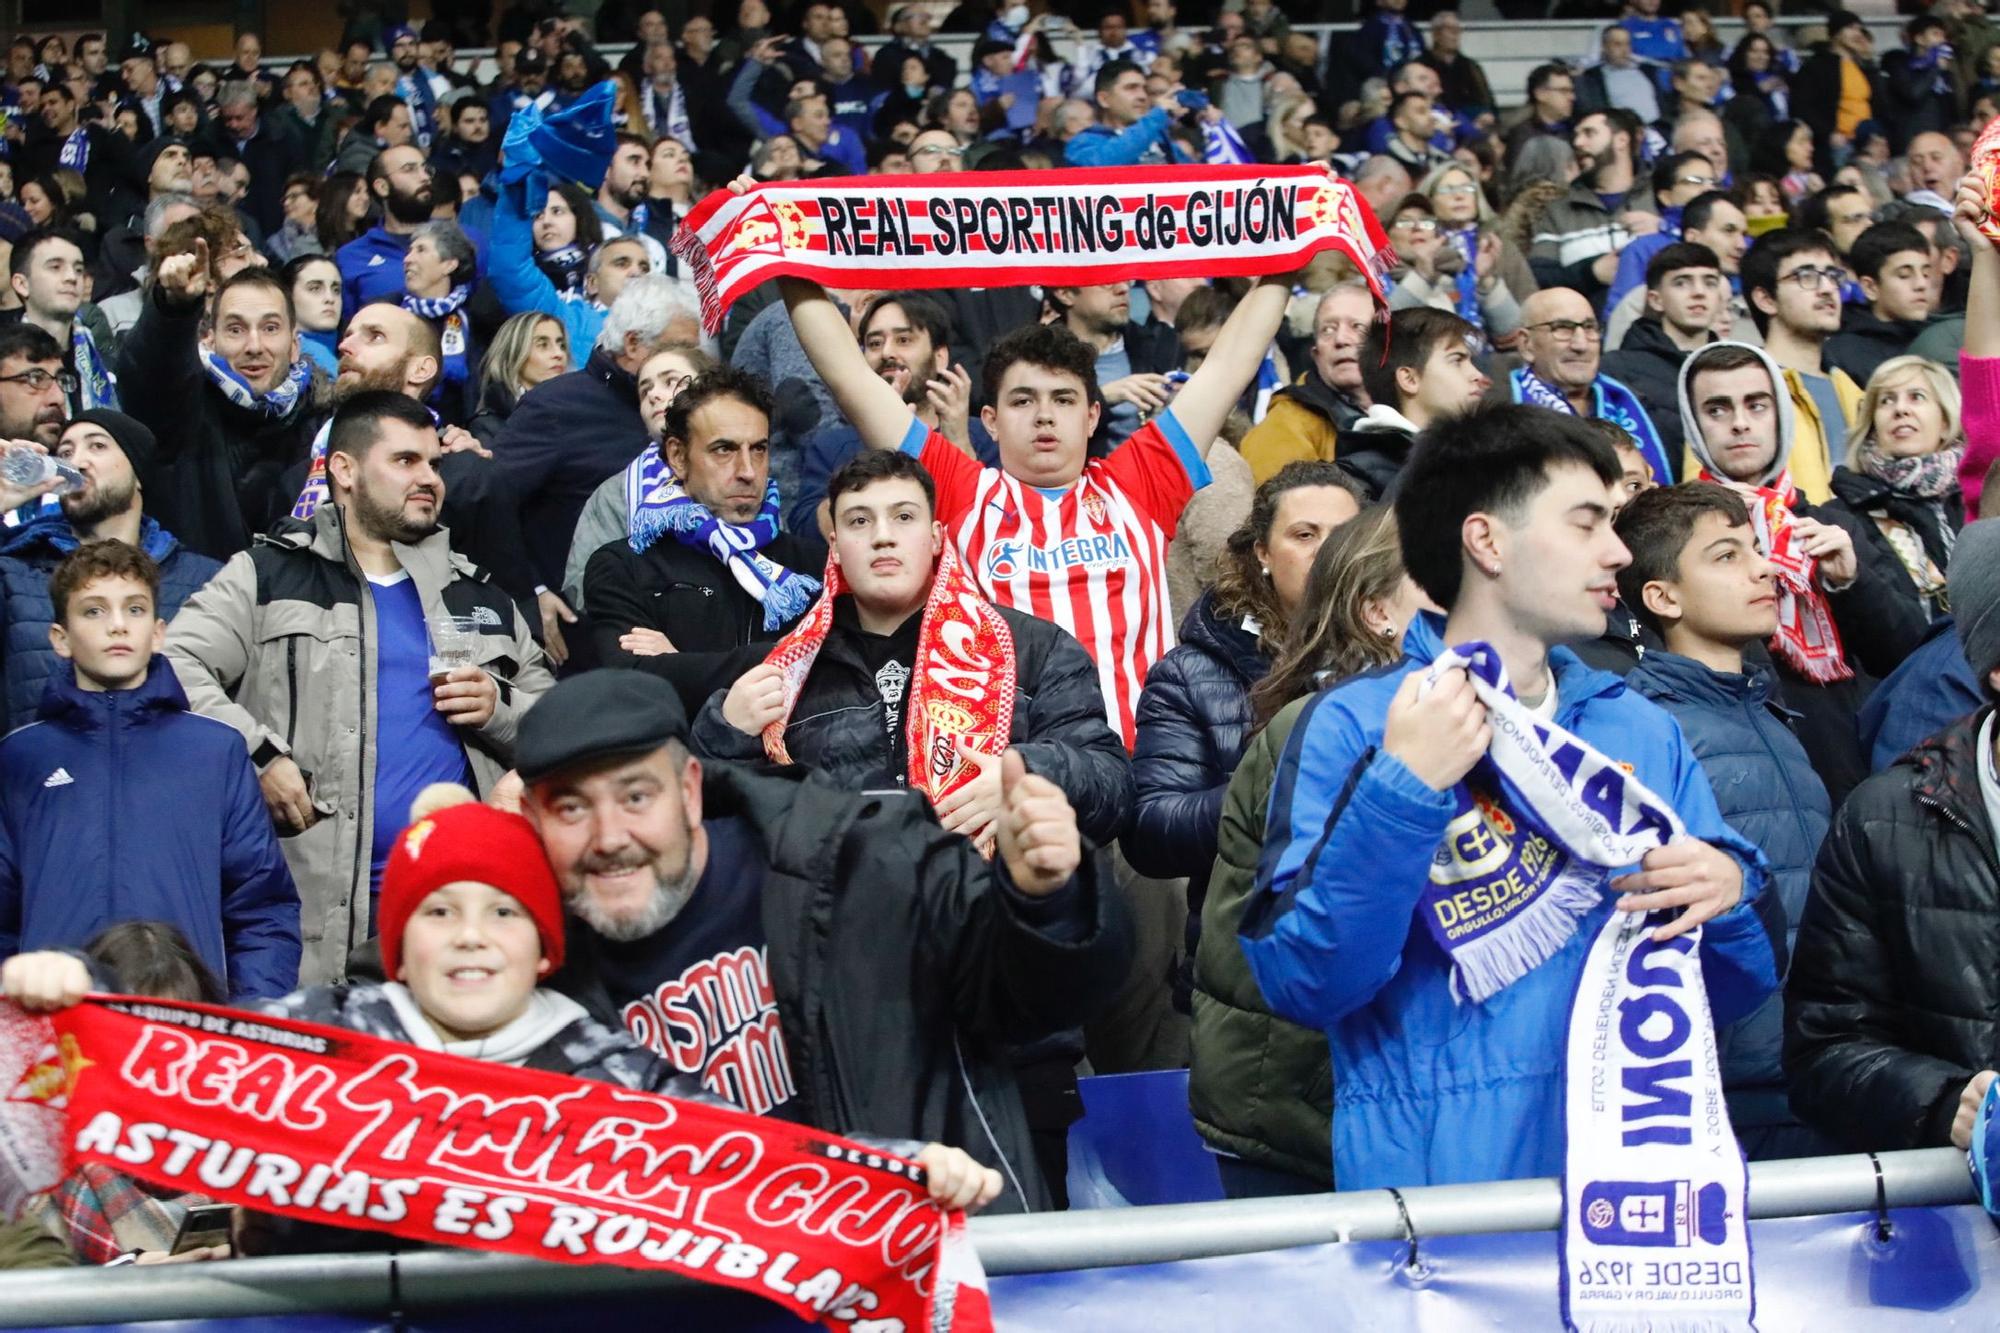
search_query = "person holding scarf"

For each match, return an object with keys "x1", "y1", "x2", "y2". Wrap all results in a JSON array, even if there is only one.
[
  {"x1": 1241, "y1": 402, "x2": 1779, "y2": 1193},
  {"x1": 1828, "y1": 355, "x2": 1964, "y2": 625},
  {"x1": 585, "y1": 365, "x2": 821, "y2": 710},
  {"x1": 1678, "y1": 340, "x2": 1927, "y2": 804},
  {"x1": 386, "y1": 25, "x2": 446, "y2": 150},
  {"x1": 1510, "y1": 287, "x2": 1674, "y2": 484},
  {"x1": 400, "y1": 221, "x2": 479, "y2": 427}
]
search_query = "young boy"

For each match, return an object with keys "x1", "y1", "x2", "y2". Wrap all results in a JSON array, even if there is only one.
[
  {"x1": 1240, "y1": 403, "x2": 1779, "y2": 1190},
  {"x1": 0, "y1": 541, "x2": 300, "y2": 1001},
  {"x1": 1339, "y1": 307, "x2": 1490, "y2": 501},
  {"x1": 1616, "y1": 483, "x2": 1833, "y2": 1159},
  {"x1": 0, "y1": 789, "x2": 1005, "y2": 1218}
]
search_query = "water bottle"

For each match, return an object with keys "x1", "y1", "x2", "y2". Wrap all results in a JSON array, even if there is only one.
[{"x1": 0, "y1": 448, "x2": 83, "y2": 495}]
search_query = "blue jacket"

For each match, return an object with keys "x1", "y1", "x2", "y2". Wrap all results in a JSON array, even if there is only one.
[
  {"x1": 0, "y1": 657, "x2": 300, "y2": 999},
  {"x1": 1241, "y1": 615, "x2": 1779, "y2": 1189},
  {"x1": 335, "y1": 226, "x2": 412, "y2": 321},
  {"x1": 1064, "y1": 108, "x2": 1196, "y2": 167},
  {"x1": 1625, "y1": 650, "x2": 1828, "y2": 1135},
  {"x1": 1860, "y1": 615, "x2": 1982, "y2": 771},
  {"x1": 488, "y1": 179, "x2": 604, "y2": 365},
  {"x1": 0, "y1": 515, "x2": 221, "y2": 730}
]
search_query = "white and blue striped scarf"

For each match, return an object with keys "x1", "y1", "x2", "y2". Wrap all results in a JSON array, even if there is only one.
[{"x1": 623, "y1": 444, "x2": 820, "y2": 631}]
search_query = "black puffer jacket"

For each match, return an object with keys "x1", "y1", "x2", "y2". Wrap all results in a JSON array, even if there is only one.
[
  {"x1": 1128, "y1": 589, "x2": 1270, "y2": 927},
  {"x1": 1827, "y1": 464, "x2": 1960, "y2": 625},
  {"x1": 1824, "y1": 308, "x2": 1928, "y2": 389},
  {"x1": 1784, "y1": 706, "x2": 2000, "y2": 1151},
  {"x1": 688, "y1": 597, "x2": 1133, "y2": 848}
]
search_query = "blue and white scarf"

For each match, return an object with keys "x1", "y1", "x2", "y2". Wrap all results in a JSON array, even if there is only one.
[
  {"x1": 1445, "y1": 225, "x2": 1481, "y2": 327},
  {"x1": 198, "y1": 346, "x2": 312, "y2": 419},
  {"x1": 623, "y1": 445, "x2": 820, "y2": 631},
  {"x1": 397, "y1": 70, "x2": 439, "y2": 148},
  {"x1": 1202, "y1": 117, "x2": 1253, "y2": 165},
  {"x1": 71, "y1": 325, "x2": 115, "y2": 410},
  {"x1": 538, "y1": 242, "x2": 588, "y2": 294},
  {"x1": 56, "y1": 126, "x2": 88, "y2": 174},
  {"x1": 1511, "y1": 366, "x2": 1673, "y2": 485},
  {"x1": 293, "y1": 402, "x2": 441, "y2": 521},
  {"x1": 1418, "y1": 645, "x2": 1754, "y2": 1333},
  {"x1": 405, "y1": 284, "x2": 473, "y2": 389}
]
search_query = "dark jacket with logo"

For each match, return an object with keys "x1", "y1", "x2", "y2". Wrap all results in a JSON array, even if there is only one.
[
  {"x1": 1785, "y1": 707, "x2": 2000, "y2": 1150},
  {"x1": 0, "y1": 657, "x2": 299, "y2": 1000},
  {"x1": 552, "y1": 761, "x2": 1135, "y2": 1215},
  {"x1": 688, "y1": 597, "x2": 1132, "y2": 848},
  {"x1": 1627, "y1": 651, "x2": 1827, "y2": 1149}
]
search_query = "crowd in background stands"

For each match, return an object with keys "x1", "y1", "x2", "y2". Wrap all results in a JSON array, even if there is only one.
[{"x1": 0, "y1": 0, "x2": 1987, "y2": 1272}]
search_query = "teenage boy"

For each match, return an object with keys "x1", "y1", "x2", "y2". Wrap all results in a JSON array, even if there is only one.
[
  {"x1": 0, "y1": 541, "x2": 300, "y2": 1001},
  {"x1": 1339, "y1": 307, "x2": 1489, "y2": 500},
  {"x1": 778, "y1": 193, "x2": 1310, "y2": 748},
  {"x1": 1741, "y1": 228, "x2": 1863, "y2": 504},
  {"x1": 1676, "y1": 340, "x2": 1926, "y2": 804},
  {"x1": 1616, "y1": 483, "x2": 1832, "y2": 1159},
  {"x1": 1602, "y1": 241, "x2": 1724, "y2": 466},
  {"x1": 1240, "y1": 403, "x2": 1779, "y2": 1189},
  {"x1": 1824, "y1": 222, "x2": 1936, "y2": 387}
]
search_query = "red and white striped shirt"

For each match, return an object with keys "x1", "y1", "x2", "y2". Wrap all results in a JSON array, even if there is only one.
[{"x1": 899, "y1": 411, "x2": 1210, "y2": 749}]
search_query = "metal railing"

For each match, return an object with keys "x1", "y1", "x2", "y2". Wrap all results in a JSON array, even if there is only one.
[{"x1": 0, "y1": 1147, "x2": 1973, "y2": 1327}]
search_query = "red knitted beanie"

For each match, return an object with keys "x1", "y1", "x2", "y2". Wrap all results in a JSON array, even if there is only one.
[{"x1": 376, "y1": 798, "x2": 565, "y2": 981}]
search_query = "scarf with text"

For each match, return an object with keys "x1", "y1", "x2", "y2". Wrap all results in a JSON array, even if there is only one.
[
  {"x1": 71, "y1": 324, "x2": 114, "y2": 410},
  {"x1": 539, "y1": 242, "x2": 589, "y2": 293},
  {"x1": 1511, "y1": 366, "x2": 1673, "y2": 486},
  {"x1": 0, "y1": 996, "x2": 991, "y2": 1332},
  {"x1": 1444, "y1": 224, "x2": 1482, "y2": 327},
  {"x1": 763, "y1": 543, "x2": 1015, "y2": 840},
  {"x1": 199, "y1": 346, "x2": 312, "y2": 420},
  {"x1": 623, "y1": 449, "x2": 820, "y2": 631},
  {"x1": 56, "y1": 126, "x2": 88, "y2": 175},
  {"x1": 671, "y1": 165, "x2": 1394, "y2": 335},
  {"x1": 405, "y1": 284, "x2": 473, "y2": 389},
  {"x1": 1697, "y1": 465, "x2": 1854, "y2": 684},
  {"x1": 1415, "y1": 645, "x2": 1754, "y2": 1332}
]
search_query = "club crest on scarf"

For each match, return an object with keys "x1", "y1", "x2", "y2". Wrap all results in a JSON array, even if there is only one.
[{"x1": 761, "y1": 544, "x2": 1016, "y2": 852}]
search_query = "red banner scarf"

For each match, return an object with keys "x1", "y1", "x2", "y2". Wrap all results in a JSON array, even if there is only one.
[
  {"x1": 1699, "y1": 465, "x2": 1854, "y2": 684},
  {"x1": 0, "y1": 997, "x2": 991, "y2": 1332},
  {"x1": 762, "y1": 543, "x2": 1015, "y2": 851},
  {"x1": 670, "y1": 165, "x2": 1395, "y2": 334}
]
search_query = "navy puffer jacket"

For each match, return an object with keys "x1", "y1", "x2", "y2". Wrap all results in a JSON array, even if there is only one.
[
  {"x1": 1128, "y1": 589, "x2": 1272, "y2": 985},
  {"x1": 1626, "y1": 650, "x2": 1829, "y2": 1146},
  {"x1": 0, "y1": 514, "x2": 221, "y2": 731}
]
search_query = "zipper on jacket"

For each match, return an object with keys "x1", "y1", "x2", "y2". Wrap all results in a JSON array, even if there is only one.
[
  {"x1": 1919, "y1": 793, "x2": 2000, "y2": 882},
  {"x1": 335, "y1": 505, "x2": 373, "y2": 970},
  {"x1": 283, "y1": 638, "x2": 299, "y2": 747}
]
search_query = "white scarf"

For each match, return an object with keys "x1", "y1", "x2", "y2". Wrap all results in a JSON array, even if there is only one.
[
  {"x1": 1423, "y1": 645, "x2": 1754, "y2": 1332},
  {"x1": 379, "y1": 983, "x2": 588, "y2": 1066}
]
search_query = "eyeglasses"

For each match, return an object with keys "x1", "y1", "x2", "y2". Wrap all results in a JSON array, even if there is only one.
[
  {"x1": 1776, "y1": 265, "x2": 1847, "y2": 290},
  {"x1": 1676, "y1": 173, "x2": 1719, "y2": 189},
  {"x1": 910, "y1": 143, "x2": 964, "y2": 159},
  {"x1": 0, "y1": 368, "x2": 75, "y2": 394},
  {"x1": 1524, "y1": 319, "x2": 1602, "y2": 342},
  {"x1": 1392, "y1": 216, "x2": 1439, "y2": 233},
  {"x1": 1434, "y1": 182, "x2": 1480, "y2": 196}
]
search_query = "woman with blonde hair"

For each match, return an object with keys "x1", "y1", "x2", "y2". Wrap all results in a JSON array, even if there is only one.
[
  {"x1": 1264, "y1": 92, "x2": 1318, "y2": 164},
  {"x1": 470, "y1": 312, "x2": 572, "y2": 449},
  {"x1": 1829, "y1": 355, "x2": 1964, "y2": 622},
  {"x1": 1187, "y1": 506, "x2": 1434, "y2": 1197}
]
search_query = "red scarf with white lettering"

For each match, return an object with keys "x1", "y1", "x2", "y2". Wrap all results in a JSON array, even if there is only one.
[
  {"x1": 670, "y1": 165, "x2": 1394, "y2": 334},
  {"x1": 763, "y1": 544, "x2": 1015, "y2": 847},
  {"x1": 1699, "y1": 465, "x2": 1854, "y2": 684},
  {"x1": 0, "y1": 996, "x2": 991, "y2": 1332}
]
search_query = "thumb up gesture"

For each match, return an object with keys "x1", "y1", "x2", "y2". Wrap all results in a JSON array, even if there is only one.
[{"x1": 993, "y1": 749, "x2": 1080, "y2": 897}]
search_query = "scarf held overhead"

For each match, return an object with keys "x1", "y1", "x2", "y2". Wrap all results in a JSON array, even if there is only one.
[
  {"x1": 1416, "y1": 645, "x2": 1754, "y2": 1332},
  {"x1": 0, "y1": 995, "x2": 992, "y2": 1333},
  {"x1": 671, "y1": 165, "x2": 1395, "y2": 334},
  {"x1": 762, "y1": 543, "x2": 1015, "y2": 828}
]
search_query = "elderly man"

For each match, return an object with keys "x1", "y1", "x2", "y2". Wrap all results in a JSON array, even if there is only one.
[
  {"x1": 1505, "y1": 287, "x2": 1674, "y2": 482},
  {"x1": 1905, "y1": 132, "x2": 1965, "y2": 212},
  {"x1": 1241, "y1": 282, "x2": 1374, "y2": 482}
]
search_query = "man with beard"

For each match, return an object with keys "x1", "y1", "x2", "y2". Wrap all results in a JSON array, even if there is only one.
[
  {"x1": 512, "y1": 667, "x2": 1130, "y2": 1212},
  {"x1": 337, "y1": 145, "x2": 437, "y2": 316},
  {"x1": 787, "y1": 292, "x2": 978, "y2": 546},
  {"x1": 387, "y1": 24, "x2": 449, "y2": 150},
  {"x1": 4, "y1": 230, "x2": 116, "y2": 413},
  {"x1": 166, "y1": 391, "x2": 553, "y2": 985},
  {"x1": 0, "y1": 326, "x2": 71, "y2": 452},
  {"x1": 0, "y1": 410, "x2": 219, "y2": 727},
  {"x1": 1242, "y1": 282, "x2": 1373, "y2": 483},
  {"x1": 594, "y1": 133, "x2": 665, "y2": 268},
  {"x1": 116, "y1": 263, "x2": 316, "y2": 559},
  {"x1": 1529, "y1": 108, "x2": 1660, "y2": 308}
]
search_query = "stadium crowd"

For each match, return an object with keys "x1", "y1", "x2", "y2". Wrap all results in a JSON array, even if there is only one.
[{"x1": 0, "y1": 0, "x2": 1988, "y2": 1268}]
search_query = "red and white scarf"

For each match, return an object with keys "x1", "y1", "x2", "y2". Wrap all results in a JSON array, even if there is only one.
[
  {"x1": 1700, "y1": 466, "x2": 1854, "y2": 684},
  {"x1": 670, "y1": 165, "x2": 1394, "y2": 334},
  {"x1": 763, "y1": 544, "x2": 1015, "y2": 846}
]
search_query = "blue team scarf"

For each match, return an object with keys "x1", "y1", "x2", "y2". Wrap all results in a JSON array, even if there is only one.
[
  {"x1": 538, "y1": 242, "x2": 588, "y2": 293},
  {"x1": 1445, "y1": 225, "x2": 1481, "y2": 326},
  {"x1": 71, "y1": 325, "x2": 114, "y2": 410},
  {"x1": 1202, "y1": 117, "x2": 1254, "y2": 165},
  {"x1": 404, "y1": 284, "x2": 472, "y2": 387},
  {"x1": 198, "y1": 346, "x2": 312, "y2": 419},
  {"x1": 1512, "y1": 366, "x2": 1673, "y2": 484},
  {"x1": 397, "y1": 70, "x2": 439, "y2": 146},
  {"x1": 56, "y1": 126, "x2": 88, "y2": 174},
  {"x1": 624, "y1": 445, "x2": 820, "y2": 631}
]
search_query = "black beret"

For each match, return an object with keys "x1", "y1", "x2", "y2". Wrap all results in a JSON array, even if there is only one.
[{"x1": 515, "y1": 669, "x2": 689, "y2": 782}]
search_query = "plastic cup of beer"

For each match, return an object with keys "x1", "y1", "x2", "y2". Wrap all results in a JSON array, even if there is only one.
[{"x1": 429, "y1": 614, "x2": 480, "y2": 685}]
